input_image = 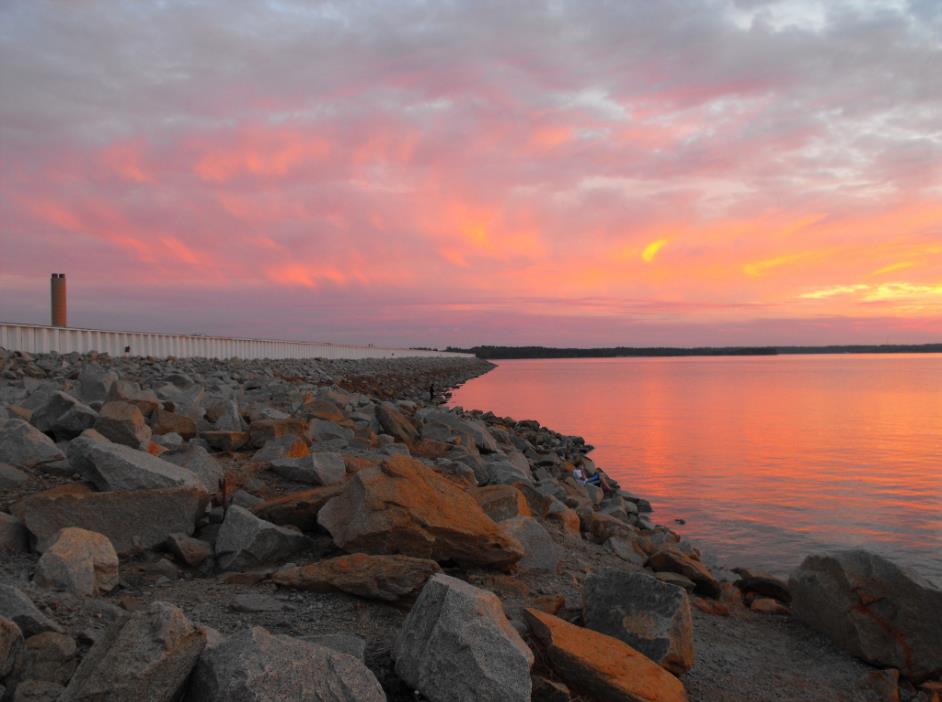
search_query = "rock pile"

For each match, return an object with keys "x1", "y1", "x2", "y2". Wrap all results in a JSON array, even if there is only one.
[{"x1": 0, "y1": 346, "x2": 937, "y2": 700}]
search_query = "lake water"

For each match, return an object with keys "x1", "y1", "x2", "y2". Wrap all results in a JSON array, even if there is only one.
[{"x1": 449, "y1": 355, "x2": 942, "y2": 582}]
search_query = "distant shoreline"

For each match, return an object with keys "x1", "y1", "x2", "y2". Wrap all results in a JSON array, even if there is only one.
[{"x1": 445, "y1": 343, "x2": 942, "y2": 359}]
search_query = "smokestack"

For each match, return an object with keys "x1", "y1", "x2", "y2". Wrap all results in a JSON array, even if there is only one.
[{"x1": 50, "y1": 273, "x2": 67, "y2": 327}]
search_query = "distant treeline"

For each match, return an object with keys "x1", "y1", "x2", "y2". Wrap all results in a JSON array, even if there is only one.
[{"x1": 445, "y1": 344, "x2": 942, "y2": 359}]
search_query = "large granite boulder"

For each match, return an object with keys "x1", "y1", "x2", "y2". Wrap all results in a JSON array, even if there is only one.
[
  {"x1": 583, "y1": 570, "x2": 694, "y2": 674},
  {"x1": 0, "y1": 586, "x2": 62, "y2": 637},
  {"x1": 94, "y1": 401, "x2": 152, "y2": 449},
  {"x1": 77, "y1": 364, "x2": 117, "y2": 403},
  {"x1": 35, "y1": 528, "x2": 119, "y2": 597},
  {"x1": 376, "y1": 402, "x2": 418, "y2": 446},
  {"x1": 0, "y1": 419, "x2": 65, "y2": 469},
  {"x1": 73, "y1": 440, "x2": 203, "y2": 492},
  {"x1": 162, "y1": 444, "x2": 223, "y2": 494},
  {"x1": 318, "y1": 456, "x2": 523, "y2": 570},
  {"x1": 394, "y1": 574, "x2": 533, "y2": 702},
  {"x1": 470, "y1": 485, "x2": 532, "y2": 522},
  {"x1": 150, "y1": 408, "x2": 197, "y2": 440},
  {"x1": 30, "y1": 392, "x2": 97, "y2": 440},
  {"x1": 418, "y1": 409, "x2": 499, "y2": 453},
  {"x1": 214, "y1": 506, "x2": 310, "y2": 571},
  {"x1": 0, "y1": 616, "x2": 23, "y2": 679},
  {"x1": 645, "y1": 546, "x2": 721, "y2": 598},
  {"x1": 105, "y1": 380, "x2": 159, "y2": 417},
  {"x1": 60, "y1": 601, "x2": 205, "y2": 702},
  {"x1": 524, "y1": 608, "x2": 688, "y2": 702},
  {"x1": 270, "y1": 451, "x2": 346, "y2": 486},
  {"x1": 272, "y1": 553, "x2": 441, "y2": 602},
  {"x1": 789, "y1": 550, "x2": 942, "y2": 682},
  {"x1": 13, "y1": 485, "x2": 208, "y2": 555},
  {"x1": 500, "y1": 516, "x2": 560, "y2": 574},
  {"x1": 187, "y1": 625, "x2": 384, "y2": 701},
  {"x1": 250, "y1": 484, "x2": 345, "y2": 532}
]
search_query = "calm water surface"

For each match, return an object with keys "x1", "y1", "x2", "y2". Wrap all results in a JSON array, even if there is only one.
[{"x1": 449, "y1": 355, "x2": 942, "y2": 581}]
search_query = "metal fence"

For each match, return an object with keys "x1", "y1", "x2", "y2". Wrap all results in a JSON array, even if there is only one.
[{"x1": 0, "y1": 323, "x2": 470, "y2": 360}]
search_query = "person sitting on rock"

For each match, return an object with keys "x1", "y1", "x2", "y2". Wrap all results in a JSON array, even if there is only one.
[{"x1": 574, "y1": 463, "x2": 616, "y2": 495}]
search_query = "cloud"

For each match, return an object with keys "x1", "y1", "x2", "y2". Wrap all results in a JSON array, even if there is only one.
[{"x1": 1, "y1": 0, "x2": 940, "y2": 345}]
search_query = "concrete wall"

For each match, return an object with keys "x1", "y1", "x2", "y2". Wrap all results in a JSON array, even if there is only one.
[{"x1": 0, "y1": 323, "x2": 471, "y2": 360}]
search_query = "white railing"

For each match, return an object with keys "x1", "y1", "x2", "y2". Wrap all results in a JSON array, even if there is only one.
[{"x1": 0, "y1": 322, "x2": 471, "y2": 360}]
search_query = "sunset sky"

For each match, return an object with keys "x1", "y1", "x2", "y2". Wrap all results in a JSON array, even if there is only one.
[{"x1": 1, "y1": 0, "x2": 940, "y2": 347}]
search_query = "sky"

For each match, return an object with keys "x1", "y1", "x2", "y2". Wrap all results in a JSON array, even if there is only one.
[{"x1": 1, "y1": 0, "x2": 941, "y2": 348}]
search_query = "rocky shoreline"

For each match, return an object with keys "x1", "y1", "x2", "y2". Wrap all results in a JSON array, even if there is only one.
[{"x1": 0, "y1": 349, "x2": 939, "y2": 701}]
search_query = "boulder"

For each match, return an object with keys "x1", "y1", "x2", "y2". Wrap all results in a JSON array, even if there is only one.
[
  {"x1": 524, "y1": 608, "x2": 688, "y2": 702},
  {"x1": 22, "y1": 631, "x2": 78, "y2": 685},
  {"x1": 164, "y1": 533, "x2": 213, "y2": 568},
  {"x1": 645, "y1": 547, "x2": 721, "y2": 598},
  {"x1": 105, "y1": 380, "x2": 159, "y2": 417},
  {"x1": 77, "y1": 364, "x2": 117, "y2": 403},
  {"x1": 1, "y1": 616, "x2": 23, "y2": 679},
  {"x1": 605, "y1": 536, "x2": 647, "y2": 567},
  {"x1": 248, "y1": 418, "x2": 308, "y2": 449},
  {"x1": 583, "y1": 570, "x2": 694, "y2": 674},
  {"x1": 35, "y1": 528, "x2": 119, "y2": 597},
  {"x1": 306, "y1": 419, "x2": 353, "y2": 447},
  {"x1": 789, "y1": 550, "x2": 942, "y2": 682},
  {"x1": 214, "y1": 505, "x2": 310, "y2": 571},
  {"x1": 199, "y1": 431, "x2": 249, "y2": 452},
  {"x1": 483, "y1": 452, "x2": 533, "y2": 485},
  {"x1": 273, "y1": 553, "x2": 441, "y2": 602},
  {"x1": 162, "y1": 444, "x2": 223, "y2": 494},
  {"x1": 271, "y1": 451, "x2": 346, "y2": 486},
  {"x1": 734, "y1": 573, "x2": 791, "y2": 604},
  {"x1": 376, "y1": 402, "x2": 418, "y2": 446},
  {"x1": 317, "y1": 455, "x2": 523, "y2": 570},
  {"x1": 187, "y1": 625, "x2": 384, "y2": 701},
  {"x1": 0, "y1": 462, "x2": 29, "y2": 489},
  {"x1": 30, "y1": 392, "x2": 97, "y2": 440},
  {"x1": 470, "y1": 485, "x2": 532, "y2": 521},
  {"x1": 250, "y1": 484, "x2": 345, "y2": 532},
  {"x1": 94, "y1": 401, "x2": 152, "y2": 449},
  {"x1": 0, "y1": 419, "x2": 65, "y2": 469},
  {"x1": 60, "y1": 601, "x2": 205, "y2": 702},
  {"x1": 251, "y1": 435, "x2": 309, "y2": 465},
  {"x1": 13, "y1": 485, "x2": 208, "y2": 555},
  {"x1": 418, "y1": 409, "x2": 499, "y2": 453},
  {"x1": 500, "y1": 517, "x2": 560, "y2": 573},
  {"x1": 0, "y1": 513, "x2": 29, "y2": 554},
  {"x1": 150, "y1": 408, "x2": 197, "y2": 440},
  {"x1": 394, "y1": 574, "x2": 533, "y2": 702},
  {"x1": 301, "y1": 633, "x2": 365, "y2": 661},
  {"x1": 73, "y1": 440, "x2": 203, "y2": 492},
  {"x1": 0, "y1": 586, "x2": 62, "y2": 637}
]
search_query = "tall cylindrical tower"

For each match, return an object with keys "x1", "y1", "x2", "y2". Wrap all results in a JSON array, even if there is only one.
[{"x1": 50, "y1": 273, "x2": 67, "y2": 327}]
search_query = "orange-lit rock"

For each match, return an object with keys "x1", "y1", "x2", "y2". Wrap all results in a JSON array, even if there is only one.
[
  {"x1": 524, "y1": 608, "x2": 688, "y2": 702},
  {"x1": 318, "y1": 455, "x2": 524, "y2": 569},
  {"x1": 250, "y1": 484, "x2": 346, "y2": 531}
]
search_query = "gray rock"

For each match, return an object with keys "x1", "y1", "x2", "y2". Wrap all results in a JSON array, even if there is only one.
[
  {"x1": 500, "y1": 517, "x2": 560, "y2": 573},
  {"x1": 76, "y1": 440, "x2": 203, "y2": 491},
  {"x1": 35, "y1": 528, "x2": 119, "y2": 597},
  {"x1": 31, "y1": 392, "x2": 98, "y2": 440},
  {"x1": 13, "y1": 486, "x2": 208, "y2": 555},
  {"x1": 376, "y1": 402, "x2": 418, "y2": 445},
  {"x1": 163, "y1": 444, "x2": 223, "y2": 493},
  {"x1": 789, "y1": 549, "x2": 942, "y2": 682},
  {"x1": 164, "y1": 533, "x2": 212, "y2": 568},
  {"x1": 187, "y1": 625, "x2": 384, "y2": 701},
  {"x1": 0, "y1": 462, "x2": 29, "y2": 489},
  {"x1": 214, "y1": 505, "x2": 310, "y2": 571},
  {"x1": 0, "y1": 419, "x2": 65, "y2": 469},
  {"x1": 105, "y1": 380, "x2": 159, "y2": 417},
  {"x1": 13, "y1": 679, "x2": 65, "y2": 701},
  {"x1": 301, "y1": 633, "x2": 366, "y2": 661},
  {"x1": 94, "y1": 401, "x2": 152, "y2": 449},
  {"x1": 605, "y1": 536, "x2": 647, "y2": 567},
  {"x1": 1, "y1": 616, "x2": 24, "y2": 679},
  {"x1": 394, "y1": 573, "x2": 533, "y2": 702},
  {"x1": 271, "y1": 451, "x2": 345, "y2": 486},
  {"x1": 0, "y1": 586, "x2": 63, "y2": 637},
  {"x1": 0, "y1": 512, "x2": 29, "y2": 553},
  {"x1": 582, "y1": 569, "x2": 694, "y2": 675},
  {"x1": 152, "y1": 432, "x2": 184, "y2": 450},
  {"x1": 483, "y1": 453, "x2": 533, "y2": 485},
  {"x1": 306, "y1": 419, "x2": 353, "y2": 447},
  {"x1": 208, "y1": 400, "x2": 244, "y2": 432},
  {"x1": 60, "y1": 601, "x2": 205, "y2": 702},
  {"x1": 22, "y1": 631, "x2": 78, "y2": 685},
  {"x1": 77, "y1": 364, "x2": 117, "y2": 403}
]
